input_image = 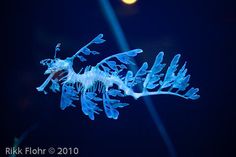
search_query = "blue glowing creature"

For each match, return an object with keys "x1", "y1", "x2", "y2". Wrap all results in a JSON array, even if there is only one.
[{"x1": 36, "y1": 34, "x2": 200, "y2": 120}]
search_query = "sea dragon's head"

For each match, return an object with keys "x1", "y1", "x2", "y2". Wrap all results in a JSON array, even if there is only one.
[
  {"x1": 36, "y1": 43, "x2": 71, "y2": 94},
  {"x1": 40, "y1": 58, "x2": 70, "y2": 75}
]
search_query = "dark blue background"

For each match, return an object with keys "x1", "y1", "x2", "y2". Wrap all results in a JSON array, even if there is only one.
[{"x1": 1, "y1": 0, "x2": 236, "y2": 157}]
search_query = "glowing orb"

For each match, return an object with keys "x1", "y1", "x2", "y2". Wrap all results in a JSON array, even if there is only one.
[{"x1": 121, "y1": 0, "x2": 137, "y2": 5}]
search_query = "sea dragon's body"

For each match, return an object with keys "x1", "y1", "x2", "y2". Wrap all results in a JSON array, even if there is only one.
[{"x1": 37, "y1": 34, "x2": 200, "y2": 120}]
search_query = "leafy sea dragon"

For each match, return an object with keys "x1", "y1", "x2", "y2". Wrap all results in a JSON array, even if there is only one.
[{"x1": 36, "y1": 34, "x2": 200, "y2": 120}]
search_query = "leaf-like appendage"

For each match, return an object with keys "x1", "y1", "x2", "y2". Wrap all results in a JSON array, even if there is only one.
[
  {"x1": 131, "y1": 62, "x2": 148, "y2": 86},
  {"x1": 50, "y1": 79, "x2": 60, "y2": 93},
  {"x1": 106, "y1": 61, "x2": 118, "y2": 71},
  {"x1": 54, "y1": 43, "x2": 61, "y2": 58},
  {"x1": 84, "y1": 66, "x2": 91, "y2": 72},
  {"x1": 116, "y1": 49, "x2": 142, "y2": 63},
  {"x1": 125, "y1": 49, "x2": 143, "y2": 56},
  {"x1": 92, "y1": 34, "x2": 106, "y2": 44},
  {"x1": 160, "y1": 54, "x2": 181, "y2": 88},
  {"x1": 101, "y1": 65, "x2": 111, "y2": 73},
  {"x1": 81, "y1": 47, "x2": 91, "y2": 55},
  {"x1": 72, "y1": 34, "x2": 104, "y2": 62},
  {"x1": 112, "y1": 103, "x2": 129, "y2": 108},
  {"x1": 143, "y1": 52, "x2": 165, "y2": 89},
  {"x1": 95, "y1": 49, "x2": 142, "y2": 75},
  {"x1": 77, "y1": 55, "x2": 87, "y2": 62},
  {"x1": 103, "y1": 93, "x2": 119, "y2": 119},
  {"x1": 137, "y1": 52, "x2": 199, "y2": 100},
  {"x1": 118, "y1": 64, "x2": 127, "y2": 70},
  {"x1": 136, "y1": 62, "x2": 148, "y2": 76},
  {"x1": 146, "y1": 74, "x2": 164, "y2": 89},
  {"x1": 172, "y1": 62, "x2": 190, "y2": 91},
  {"x1": 116, "y1": 55, "x2": 134, "y2": 65},
  {"x1": 55, "y1": 43, "x2": 61, "y2": 52},
  {"x1": 60, "y1": 84, "x2": 79, "y2": 110},
  {"x1": 184, "y1": 87, "x2": 200, "y2": 100},
  {"x1": 102, "y1": 93, "x2": 128, "y2": 120},
  {"x1": 108, "y1": 89, "x2": 124, "y2": 97},
  {"x1": 81, "y1": 47, "x2": 100, "y2": 56},
  {"x1": 125, "y1": 71, "x2": 133, "y2": 87},
  {"x1": 86, "y1": 92, "x2": 103, "y2": 101},
  {"x1": 81, "y1": 92, "x2": 103, "y2": 120},
  {"x1": 177, "y1": 75, "x2": 190, "y2": 91},
  {"x1": 91, "y1": 51, "x2": 100, "y2": 55}
]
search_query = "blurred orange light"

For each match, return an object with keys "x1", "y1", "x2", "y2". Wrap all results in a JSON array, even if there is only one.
[{"x1": 122, "y1": 0, "x2": 137, "y2": 5}]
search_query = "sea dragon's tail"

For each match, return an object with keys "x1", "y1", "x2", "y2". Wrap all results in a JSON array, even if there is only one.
[{"x1": 91, "y1": 49, "x2": 199, "y2": 120}]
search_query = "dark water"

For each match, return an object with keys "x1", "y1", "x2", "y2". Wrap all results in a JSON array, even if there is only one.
[{"x1": 1, "y1": 1, "x2": 236, "y2": 157}]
